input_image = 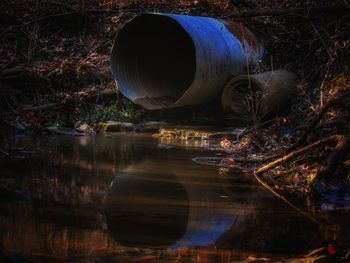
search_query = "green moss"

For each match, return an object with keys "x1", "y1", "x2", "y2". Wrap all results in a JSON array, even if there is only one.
[{"x1": 83, "y1": 98, "x2": 137, "y2": 124}]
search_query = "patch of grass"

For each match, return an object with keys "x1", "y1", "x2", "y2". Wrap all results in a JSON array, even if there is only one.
[{"x1": 83, "y1": 98, "x2": 137, "y2": 124}]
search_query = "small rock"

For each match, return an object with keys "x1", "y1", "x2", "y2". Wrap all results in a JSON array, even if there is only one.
[
  {"x1": 157, "y1": 143, "x2": 174, "y2": 149},
  {"x1": 75, "y1": 122, "x2": 95, "y2": 135}
]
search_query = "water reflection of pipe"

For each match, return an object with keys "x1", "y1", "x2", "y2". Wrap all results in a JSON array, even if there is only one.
[
  {"x1": 105, "y1": 157, "x2": 325, "y2": 254},
  {"x1": 169, "y1": 164, "x2": 239, "y2": 249},
  {"x1": 105, "y1": 159, "x2": 250, "y2": 249},
  {"x1": 3, "y1": 136, "x2": 348, "y2": 259},
  {"x1": 105, "y1": 162, "x2": 190, "y2": 247}
]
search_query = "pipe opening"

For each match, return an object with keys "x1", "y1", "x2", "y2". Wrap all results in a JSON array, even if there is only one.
[
  {"x1": 111, "y1": 14, "x2": 196, "y2": 109},
  {"x1": 223, "y1": 78, "x2": 264, "y2": 124}
]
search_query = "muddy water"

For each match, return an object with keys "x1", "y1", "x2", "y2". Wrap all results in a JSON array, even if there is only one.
[{"x1": 0, "y1": 134, "x2": 343, "y2": 262}]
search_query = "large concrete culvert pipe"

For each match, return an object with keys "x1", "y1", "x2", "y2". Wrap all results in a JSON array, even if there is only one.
[{"x1": 110, "y1": 13, "x2": 264, "y2": 110}]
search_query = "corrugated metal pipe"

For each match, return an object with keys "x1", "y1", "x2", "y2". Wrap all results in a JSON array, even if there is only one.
[
  {"x1": 221, "y1": 69, "x2": 299, "y2": 124},
  {"x1": 110, "y1": 13, "x2": 264, "y2": 110}
]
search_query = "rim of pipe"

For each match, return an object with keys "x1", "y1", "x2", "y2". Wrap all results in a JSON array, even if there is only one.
[{"x1": 110, "y1": 13, "x2": 197, "y2": 110}]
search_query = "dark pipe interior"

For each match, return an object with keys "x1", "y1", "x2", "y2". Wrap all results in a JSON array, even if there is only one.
[
  {"x1": 112, "y1": 14, "x2": 196, "y2": 103},
  {"x1": 105, "y1": 170, "x2": 189, "y2": 247}
]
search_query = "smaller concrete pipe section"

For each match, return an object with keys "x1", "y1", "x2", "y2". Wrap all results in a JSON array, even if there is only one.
[
  {"x1": 221, "y1": 69, "x2": 299, "y2": 123},
  {"x1": 110, "y1": 13, "x2": 263, "y2": 110}
]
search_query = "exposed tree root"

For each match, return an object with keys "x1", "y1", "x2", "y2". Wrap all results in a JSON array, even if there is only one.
[
  {"x1": 256, "y1": 135, "x2": 339, "y2": 175},
  {"x1": 253, "y1": 171, "x2": 319, "y2": 223},
  {"x1": 288, "y1": 96, "x2": 348, "y2": 152},
  {"x1": 249, "y1": 94, "x2": 349, "y2": 166},
  {"x1": 315, "y1": 135, "x2": 350, "y2": 184}
]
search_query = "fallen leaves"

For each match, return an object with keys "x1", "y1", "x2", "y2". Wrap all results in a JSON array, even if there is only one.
[
  {"x1": 78, "y1": 60, "x2": 97, "y2": 71},
  {"x1": 219, "y1": 138, "x2": 231, "y2": 150}
]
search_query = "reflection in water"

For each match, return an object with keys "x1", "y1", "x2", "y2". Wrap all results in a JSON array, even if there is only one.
[
  {"x1": 0, "y1": 134, "x2": 349, "y2": 262},
  {"x1": 106, "y1": 168, "x2": 190, "y2": 248},
  {"x1": 106, "y1": 158, "x2": 321, "y2": 255}
]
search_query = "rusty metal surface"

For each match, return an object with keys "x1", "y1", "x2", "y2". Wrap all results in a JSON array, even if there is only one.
[
  {"x1": 220, "y1": 20, "x2": 263, "y2": 64},
  {"x1": 222, "y1": 69, "x2": 299, "y2": 123},
  {"x1": 110, "y1": 13, "x2": 264, "y2": 110}
]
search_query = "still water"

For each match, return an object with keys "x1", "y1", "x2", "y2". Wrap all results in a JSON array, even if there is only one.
[{"x1": 0, "y1": 134, "x2": 346, "y2": 262}]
